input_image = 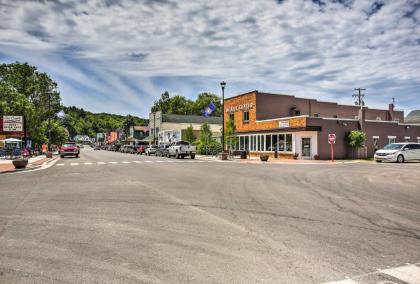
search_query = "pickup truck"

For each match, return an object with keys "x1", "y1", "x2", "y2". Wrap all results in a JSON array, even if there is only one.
[
  {"x1": 167, "y1": 141, "x2": 196, "y2": 159},
  {"x1": 60, "y1": 142, "x2": 80, "y2": 158}
]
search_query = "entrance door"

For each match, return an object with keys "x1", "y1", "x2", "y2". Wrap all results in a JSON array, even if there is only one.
[{"x1": 302, "y1": 138, "x2": 311, "y2": 158}]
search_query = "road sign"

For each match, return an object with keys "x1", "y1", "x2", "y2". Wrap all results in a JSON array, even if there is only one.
[
  {"x1": 328, "y1": 134, "x2": 336, "y2": 162},
  {"x1": 328, "y1": 133, "x2": 336, "y2": 144}
]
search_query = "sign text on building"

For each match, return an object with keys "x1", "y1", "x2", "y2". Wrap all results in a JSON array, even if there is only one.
[
  {"x1": 225, "y1": 103, "x2": 254, "y2": 113},
  {"x1": 279, "y1": 120, "x2": 290, "y2": 128},
  {"x1": 3, "y1": 116, "x2": 23, "y2": 132}
]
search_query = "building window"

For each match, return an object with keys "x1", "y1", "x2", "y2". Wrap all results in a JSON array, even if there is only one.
[
  {"x1": 404, "y1": 137, "x2": 410, "y2": 142},
  {"x1": 279, "y1": 134, "x2": 285, "y2": 151},
  {"x1": 418, "y1": 137, "x2": 420, "y2": 143},
  {"x1": 286, "y1": 134, "x2": 293, "y2": 152},
  {"x1": 373, "y1": 136, "x2": 379, "y2": 151},
  {"x1": 245, "y1": 136, "x2": 249, "y2": 151},
  {"x1": 388, "y1": 136, "x2": 396, "y2": 144},
  {"x1": 313, "y1": 113, "x2": 319, "y2": 118},
  {"x1": 333, "y1": 115, "x2": 338, "y2": 118},
  {"x1": 229, "y1": 113, "x2": 234, "y2": 122},
  {"x1": 243, "y1": 111, "x2": 250, "y2": 123},
  {"x1": 265, "y1": 134, "x2": 271, "y2": 151},
  {"x1": 272, "y1": 134, "x2": 278, "y2": 151}
]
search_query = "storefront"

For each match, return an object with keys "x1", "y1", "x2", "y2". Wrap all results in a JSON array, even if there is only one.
[{"x1": 224, "y1": 91, "x2": 420, "y2": 159}]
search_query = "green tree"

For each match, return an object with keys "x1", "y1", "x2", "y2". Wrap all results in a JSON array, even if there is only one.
[
  {"x1": 122, "y1": 115, "x2": 135, "y2": 138},
  {"x1": 346, "y1": 130, "x2": 366, "y2": 148},
  {"x1": 225, "y1": 118, "x2": 237, "y2": 151},
  {"x1": 185, "y1": 124, "x2": 195, "y2": 143},
  {"x1": 193, "y1": 93, "x2": 222, "y2": 116}
]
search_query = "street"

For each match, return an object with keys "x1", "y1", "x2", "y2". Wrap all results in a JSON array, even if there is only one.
[{"x1": 1, "y1": 148, "x2": 420, "y2": 283}]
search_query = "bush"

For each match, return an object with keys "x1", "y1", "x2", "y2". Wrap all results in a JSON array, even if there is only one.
[
  {"x1": 346, "y1": 130, "x2": 366, "y2": 148},
  {"x1": 197, "y1": 140, "x2": 222, "y2": 155}
]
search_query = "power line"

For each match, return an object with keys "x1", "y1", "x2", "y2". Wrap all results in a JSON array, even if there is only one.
[{"x1": 353, "y1": 88, "x2": 366, "y2": 109}]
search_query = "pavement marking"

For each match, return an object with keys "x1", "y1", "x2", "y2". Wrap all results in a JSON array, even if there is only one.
[
  {"x1": 84, "y1": 162, "x2": 93, "y2": 165},
  {"x1": 144, "y1": 161, "x2": 152, "y2": 163},
  {"x1": 325, "y1": 280, "x2": 358, "y2": 284},
  {"x1": 70, "y1": 163, "x2": 79, "y2": 166},
  {"x1": 109, "y1": 161, "x2": 118, "y2": 164},
  {"x1": 122, "y1": 161, "x2": 131, "y2": 164},
  {"x1": 380, "y1": 264, "x2": 420, "y2": 284},
  {"x1": 133, "y1": 161, "x2": 142, "y2": 163},
  {"x1": 97, "y1": 162, "x2": 106, "y2": 165},
  {"x1": 56, "y1": 163, "x2": 65, "y2": 166}
]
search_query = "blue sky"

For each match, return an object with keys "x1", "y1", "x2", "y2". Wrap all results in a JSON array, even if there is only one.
[{"x1": 0, "y1": 0, "x2": 419, "y2": 117}]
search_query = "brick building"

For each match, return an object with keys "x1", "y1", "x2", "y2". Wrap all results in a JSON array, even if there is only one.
[{"x1": 224, "y1": 91, "x2": 420, "y2": 160}]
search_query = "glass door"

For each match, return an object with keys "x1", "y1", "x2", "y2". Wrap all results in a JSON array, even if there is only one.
[{"x1": 302, "y1": 138, "x2": 311, "y2": 157}]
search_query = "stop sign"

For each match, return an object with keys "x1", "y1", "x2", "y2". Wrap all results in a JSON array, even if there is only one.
[{"x1": 328, "y1": 134, "x2": 336, "y2": 144}]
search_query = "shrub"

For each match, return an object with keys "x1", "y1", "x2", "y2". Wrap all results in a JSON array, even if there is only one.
[{"x1": 346, "y1": 130, "x2": 366, "y2": 148}]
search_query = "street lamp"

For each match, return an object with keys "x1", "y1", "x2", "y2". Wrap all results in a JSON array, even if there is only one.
[{"x1": 220, "y1": 81, "x2": 226, "y2": 151}]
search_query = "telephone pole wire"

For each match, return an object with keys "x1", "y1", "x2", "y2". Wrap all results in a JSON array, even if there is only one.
[{"x1": 353, "y1": 88, "x2": 366, "y2": 109}]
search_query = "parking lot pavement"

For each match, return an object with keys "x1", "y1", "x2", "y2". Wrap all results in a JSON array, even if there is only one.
[{"x1": 1, "y1": 148, "x2": 420, "y2": 283}]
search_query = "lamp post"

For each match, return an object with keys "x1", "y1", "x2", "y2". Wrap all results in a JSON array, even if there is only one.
[{"x1": 220, "y1": 81, "x2": 226, "y2": 151}]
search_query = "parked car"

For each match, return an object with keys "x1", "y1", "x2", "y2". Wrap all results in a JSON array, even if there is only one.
[
  {"x1": 374, "y1": 143, "x2": 420, "y2": 163},
  {"x1": 60, "y1": 142, "x2": 80, "y2": 158},
  {"x1": 137, "y1": 145, "x2": 148, "y2": 155},
  {"x1": 167, "y1": 141, "x2": 196, "y2": 159},
  {"x1": 156, "y1": 144, "x2": 170, "y2": 157},
  {"x1": 112, "y1": 144, "x2": 121, "y2": 152},
  {"x1": 145, "y1": 145, "x2": 158, "y2": 156},
  {"x1": 130, "y1": 145, "x2": 140, "y2": 154},
  {"x1": 119, "y1": 145, "x2": 128, "y2": 153}
]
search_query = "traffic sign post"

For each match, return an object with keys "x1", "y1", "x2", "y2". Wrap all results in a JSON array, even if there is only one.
[{"x1": 328, "y1": 134, "x2": 336, "y2": 162}]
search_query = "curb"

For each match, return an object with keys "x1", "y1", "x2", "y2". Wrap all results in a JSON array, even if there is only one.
[{"x1": 0, "y1": 156, "x2": 60, "y2": 175}]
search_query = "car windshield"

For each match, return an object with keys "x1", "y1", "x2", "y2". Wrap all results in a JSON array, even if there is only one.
[
  {"x1": 63, "y1": 143, "x2": 75, "y2": 147},
  {"x1": 383, "y1": 143, "x2": 404, "y2": 150}
]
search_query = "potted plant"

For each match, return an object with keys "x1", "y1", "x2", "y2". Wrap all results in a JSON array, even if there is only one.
[
  {"x1": 221, "y1": 152, "x2": 229, "y2": 160},
  {"x1": 293, "y1": 153, "x2": 299, "y2": 160},
  {"x1": 260, "y1": 154, "x2": 269, "y2": 162},
  {"x1": 13, "y1": 157, "x2": 29, "y2": 169},
  {"x1": 313, "y1": 154, "x2": 320, "y2": 160}
]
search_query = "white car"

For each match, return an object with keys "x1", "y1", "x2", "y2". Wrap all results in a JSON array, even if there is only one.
[{"x1": 374, "y1": 143, "x2": 420, "y2": 163}]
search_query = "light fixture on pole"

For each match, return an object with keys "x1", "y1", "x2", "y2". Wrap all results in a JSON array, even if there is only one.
[{"x1": 220, "y1": 81, "x2": 226, "y2": 151}]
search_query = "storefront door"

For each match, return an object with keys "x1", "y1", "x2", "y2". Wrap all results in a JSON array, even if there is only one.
[{"x1": 302, "y1": 138, "x2": 311, "y2": 158}]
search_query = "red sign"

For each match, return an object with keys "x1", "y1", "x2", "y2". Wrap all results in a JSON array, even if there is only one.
[{"x1": 328, "y1": 133, "x2": 336, "y2": 144}]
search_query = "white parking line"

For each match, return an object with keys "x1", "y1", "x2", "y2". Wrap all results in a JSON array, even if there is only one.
[
  {"x1": 122, "y1": 161, "x2": 131, "y2": 164},
  {"x1": 380, "y1": 264, "x2": 420, "y2": 284},
  {"x1": 56, "y1": 163, "x2": 65, "y2": 166},
  {"x1": 144, "y1": 161, "x2": 152, "y2": 163},
  {"x1": 325, "y1": 280, "x2": 358, "y2": 284},
  {"x1": 109, "y1": 162, "x2": 118, "y2": 164},
  {"x1": 84, "y1": 162, "x2": 93, "y2": 165},
  {"x1": 70, "y1": 163, "x2": 79, "y2": 166},
  {"x1": 133, "y1": 161, "x2": 142, "y2": 163},
  {"x1": 97, "y1": 162, "x2": 106, "y2": 165}
]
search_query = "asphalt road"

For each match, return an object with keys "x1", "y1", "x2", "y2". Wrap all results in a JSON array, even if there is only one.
[{"x1": 0, "y1": 147, "x2": 419, "y2": 283}]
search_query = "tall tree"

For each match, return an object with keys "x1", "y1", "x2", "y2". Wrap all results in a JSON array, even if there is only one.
[
  {"x1": 225, "y1": 118, "x2": 237, "y2": 151},
  {"x1": 185, "y1": 124, "x2": 195, "y2": 143}
]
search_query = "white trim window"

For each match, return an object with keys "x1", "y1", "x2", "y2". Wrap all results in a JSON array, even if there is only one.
[
  {"x1": 404, "y1": 136, "x2": 411, "y2": 142},
  {"x1": 372, "y1": 136, "x2": 379, "y2": 150},
  {"x1": 243, "y1": 111, "x2": 250, "y2": 123},
  {"x1": 388, "y1": 136, "x2": 396, "y2": 144},
  {"x1": 418, "y1": 137, "x2": 420, "y2": 143}
]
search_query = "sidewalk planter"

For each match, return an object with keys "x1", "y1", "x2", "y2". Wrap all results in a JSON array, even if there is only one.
[
  {"x1": 221, "y1": 153, "x2": 228, "y2": 160},
  {"x1": 260, "y1": 155, "x2": 269, "y2": 162},
  {"x1": 12, "y1": 158, "x2": 28, "y2": 169},
  {"x1": 46, "y1": 151, "x2": 53, "y2": 158}
]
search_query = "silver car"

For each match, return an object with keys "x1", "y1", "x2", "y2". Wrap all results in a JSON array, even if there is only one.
[{"x1": 374, "y1": 143, "x2": 420, "y2": 163}]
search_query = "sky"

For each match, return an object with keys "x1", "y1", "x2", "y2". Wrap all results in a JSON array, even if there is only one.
[{"x1": 0, "y1": 0, "x2": 419, "y2": 118}]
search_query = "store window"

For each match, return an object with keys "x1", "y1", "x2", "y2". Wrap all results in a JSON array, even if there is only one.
[
  {"x1": 313, "y1": 113, "x2": 319, "y2": 118},
  {"x1": 405, "y1": 137, "x2": 410, "y2": 142},
  {"x1": 244, "y1": 136, "x2": 249, "y2": 151},
  {"x1": 265, "y1": 134, "x2": 271, "y2": 151},
  {"x1": 272, "y1": 134, "x2": 278, "y2": 151},
  {"x1": 286, "y1": 134, "x2": 293, "y2": 152},
  {"x1": 388, "y1": 136, "x2": 396, "y2": 144},
  {"x1": 418, "y1": 137, "x2": 420, "y2": 143},
  {"x1": 279, "y1": 134, "x2": 285, "y2": 151},
  {"x1": 243, "y1": 111, "x2": 250, "y2": 123}
]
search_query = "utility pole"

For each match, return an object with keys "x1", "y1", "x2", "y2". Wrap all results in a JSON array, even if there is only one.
[
  {"x1": 220, "y1": 81, "x2": 226, "y2": 151},
  {"x1": 153, "y1": 112, "x2": 156, "y2": 145},
  {"x1": 353, "y1": 88, "x2": 366, "y2": 109}
]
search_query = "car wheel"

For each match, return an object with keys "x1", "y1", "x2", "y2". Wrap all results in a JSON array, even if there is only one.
[
  {"x1": 76, "y1": 154, "x2": 79, "y2": 158},
  {"x1": 397, "y1": 154, "x2": 404, "y2": 163},
  {"x1": 375, "y1": 160, "x2": 382, "y2": 163},
  {"x1": 191, "y1": 154, "x2": 195, "y2": 159},
  {"x1": 60, "y1": 155, "x2": 64, "y2": 158},
  {"x1": 176, "y1": 152, "x2": 179, "y2": 159}
]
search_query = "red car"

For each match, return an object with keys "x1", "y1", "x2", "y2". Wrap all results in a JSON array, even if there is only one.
[
  {"x1": 137, "y1": 145, "x2": 147, "y2": 155},
  {"x1": 60, "y1": 142, "x2": 80, "y2": 158}
]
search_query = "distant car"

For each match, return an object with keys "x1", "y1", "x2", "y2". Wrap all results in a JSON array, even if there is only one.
[
  {"x1": 156, "y1": 144, "x2": 170, "y2": 157},
  {"x1": 167, "y1": 141, "x2": 196, "y2": 159},
  {"x1": 145, "y1": 145, "x2": 158, "y2": 156},
  {"x1": 137, "y1": 145, "x2": 147, "y2": 155},
  {"x1": 130, "y1": 145, "x2": 140, "y2": 154},
  {"x1": 119, "y1": 145, "x2": 127, "y2": 153},
  {"x1": 124, "y1": 145, "x2": 133, "y2": 153},
  {"x1": 60, "y1": 142, "x2": 80, "y2": 158},
  {"x1": 374, "y1": 143, "x2": 420, "y2": 163}
]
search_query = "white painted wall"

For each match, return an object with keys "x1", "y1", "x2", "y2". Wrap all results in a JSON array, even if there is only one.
[{"x1": 294, "y1": 131, "x2": 318, "y2": 159}]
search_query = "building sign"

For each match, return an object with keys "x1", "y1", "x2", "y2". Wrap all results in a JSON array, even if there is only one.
[
  {"x1": 3, "y1": 116, "x2": 23, "y2": 132},
  {"x1": 279, "y1": 120, "x2": 290, "y2": 128},
  {"x1": 225, "y1": 103, "x2": 254, "y2": 113}
]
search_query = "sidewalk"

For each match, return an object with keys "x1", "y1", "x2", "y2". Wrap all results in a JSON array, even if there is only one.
[
  {"x1": 0, "y1": 155, "x2": 59, "y2": 174},
  {"x1": 196, "y1": 155, "x2": 365, "y2": 164}
]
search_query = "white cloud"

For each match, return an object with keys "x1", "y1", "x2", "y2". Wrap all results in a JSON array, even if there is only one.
[{"x1": 0, "y1": 0, "x2": 419, "y2": 116}]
